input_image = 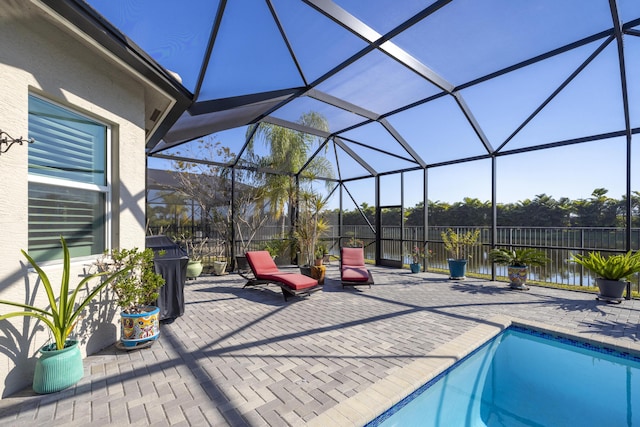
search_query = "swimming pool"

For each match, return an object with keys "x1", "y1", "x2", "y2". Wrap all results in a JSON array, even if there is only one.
[{"x1": 367, "y1": 326, "x2": 640, "y2": 426}]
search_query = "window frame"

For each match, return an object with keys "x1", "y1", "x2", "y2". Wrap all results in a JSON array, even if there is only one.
[{"x1": 27, "y1": 93, "x2": 112, "y2": 263}]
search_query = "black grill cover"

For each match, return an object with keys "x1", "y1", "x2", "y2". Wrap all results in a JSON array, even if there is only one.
[{"x1": 146, "y1": 236, "x2": 188, "y2": 321}]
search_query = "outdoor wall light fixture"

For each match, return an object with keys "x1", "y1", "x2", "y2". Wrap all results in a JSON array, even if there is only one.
[{"x1": 0, "y1": 130, "x2": 34, "y2": 155}]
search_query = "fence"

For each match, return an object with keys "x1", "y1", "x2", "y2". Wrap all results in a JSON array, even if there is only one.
[{"x1": 151, "y1": 223, "x2": 640, "y2": 292}]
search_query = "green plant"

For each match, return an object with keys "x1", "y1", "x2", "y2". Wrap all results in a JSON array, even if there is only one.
[
  {"x1": 0, "y1": 237, "x2": 129, "y2": 351},
  {"x1": 441, "y1": 229, "x2": 480, "y2": 260},
  {"x1": 103, "y1": 247, "x2": 165, "y2": 314},
  {"x1": 408, "y1": 245, "x2": 431, "y2": 264},
  {"x1": 345, "y1": 237, "x2": 364, "y2": 248},
  {"x1": 571, "y1": 251, "x2": 640, "y2": 281},
  {"x1": 488, "y1": 248, "x2": 550, "y2": 268},
  {"x1": 295, "y1": 190, "x2": 329, "y2": 266},
  {"x1": 264, "y1": 239, "x2": 289, "y2": 258},
  {"x1": 315, "y1": 243, "x2": 328, "y2": 260}
]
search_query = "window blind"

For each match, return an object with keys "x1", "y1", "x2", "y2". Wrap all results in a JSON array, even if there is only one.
[{"x1": 27, "y1": 95, "x2": 109, "y2": 262}]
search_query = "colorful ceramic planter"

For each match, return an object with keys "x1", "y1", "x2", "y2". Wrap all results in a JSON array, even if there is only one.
[{"x1": 120, "y1": 306, "x2": 160, "y2": 348}]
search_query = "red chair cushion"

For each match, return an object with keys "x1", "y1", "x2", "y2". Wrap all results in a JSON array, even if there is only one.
[
  {"x1": 246, "y1": 251, "x2": 318, "y2": 290},
  {"x1": 341, "y1": 247, "x2": 370, "y2": 282},
  {"x1": 341, "y1": 247, "x2": 365, "y2": 267},
  {"x1": 245, "y1": 251, "x2": 279, "y2": 275},
  {"x1": 260, "y1": 272, "x2": 318, "y2": 290},
  {"x1": 342, "y1": 266, "x2": 370, "y2": 282}
]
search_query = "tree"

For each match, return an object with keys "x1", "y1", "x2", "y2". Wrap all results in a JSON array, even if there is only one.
[
  {"x1": 171, "y1": 138, "x2": 232, "y2": 246},
  {"x1": 233, "y1": 180, "x2": 270, "y2": 254},
  {"x1": 146, "y1": 190, "x2": 190, "y2": 234},
  {"x1": 170, "y1": 136, "x2": 273, "y2": 258},
  {"x1": 405, "y1": 201, "x2": 424, "y2": 226},
  {"x1": 247, "y1": 112, "x2": 334, "y2": 238},
  {"x1": 623, "y1": 191, "x2": 640, "y2": 227},
  {"x1": 572, "y1": 188, "x2": 620, "y2": 227}
]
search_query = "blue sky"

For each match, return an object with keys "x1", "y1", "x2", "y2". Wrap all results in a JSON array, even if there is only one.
[{"x1": 88, "y1": 0, "x2": 640, "y2": 209}]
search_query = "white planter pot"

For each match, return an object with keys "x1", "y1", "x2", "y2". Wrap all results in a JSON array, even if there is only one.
[{"x1": 213, "y1": 261, "x2": 227, "y2": 275}]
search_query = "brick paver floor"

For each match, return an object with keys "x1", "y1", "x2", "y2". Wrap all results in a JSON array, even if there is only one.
[{"x1": 0, "y1": 264, "x2": 639, "y2": 426}]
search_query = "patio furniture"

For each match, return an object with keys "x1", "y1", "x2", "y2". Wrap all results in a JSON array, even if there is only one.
[
  {"x1": 340, "y1": 247, "x2": 374, "y2": 288},
  {"x1": 237, "y1": 255, "x2": 271, "y2": 288},
  {"x1": 244, "y1": 251, "x2": 320, "y2": 301}
]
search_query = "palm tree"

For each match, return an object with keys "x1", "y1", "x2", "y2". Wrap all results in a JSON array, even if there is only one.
[
  {"x1": 573, "y1": 188, "x2": 619, "y2": 227},
  {"x1": 246, "y1": 112, "x2": 334, "y2": 237}
]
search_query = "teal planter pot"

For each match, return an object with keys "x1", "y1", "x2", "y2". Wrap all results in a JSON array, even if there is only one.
[
  {"x1": 33, "y1": 340, "x2": 83, "y2": 394},
  {"x1": 447, "y1": 259, "x2": 468, "y2": 280},
  {"x1": 410, "y1": 263, "x2": 421, "y2": 273}
]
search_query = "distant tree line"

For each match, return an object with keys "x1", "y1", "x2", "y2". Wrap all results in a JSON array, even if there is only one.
[{"x1": 327, "y1": 188, "x2": 640, "y2": 228}]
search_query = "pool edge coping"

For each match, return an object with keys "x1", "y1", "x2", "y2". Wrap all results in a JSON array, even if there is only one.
[{"x1": 306, "y1": 315, "x2": 640, "y2": 427}]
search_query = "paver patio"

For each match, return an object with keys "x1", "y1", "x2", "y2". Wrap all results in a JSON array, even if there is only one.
[{"x1": 0, "y1": 264, "x2": 639, "y2": 426}]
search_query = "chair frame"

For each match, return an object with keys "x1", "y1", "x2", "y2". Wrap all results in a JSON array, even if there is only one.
[{"x1": 236, "y1": 255, "x2": 271, "y2": 288}]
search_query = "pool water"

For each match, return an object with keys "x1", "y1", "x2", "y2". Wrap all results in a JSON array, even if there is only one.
[{"x1": 368, "y1": 326, "x2": 640, "y2": 426}]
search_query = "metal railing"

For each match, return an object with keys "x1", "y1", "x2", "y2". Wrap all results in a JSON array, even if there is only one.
[{"x1": 150, "y1": 223, "x2": 640, "y2": 292}]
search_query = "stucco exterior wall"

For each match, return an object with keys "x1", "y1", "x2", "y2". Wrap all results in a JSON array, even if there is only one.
[{"x1": 0, "y1": 8, "x2": 148, "y2": 397}]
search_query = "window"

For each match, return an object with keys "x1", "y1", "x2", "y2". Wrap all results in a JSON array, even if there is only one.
[{"x1": 28, "y1": 95, "x2": 109, "y2": 262}]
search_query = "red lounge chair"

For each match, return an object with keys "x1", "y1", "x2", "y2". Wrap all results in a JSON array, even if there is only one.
[
  {"x1": 237, "y1": 255, "x2": 271, "y2": 288},
  {"x1": 340, "y1": 247, "x2": 374, "y2": 288},
  {"x1": 245, "y1": 251, "x2": 320, "y2": 301}
]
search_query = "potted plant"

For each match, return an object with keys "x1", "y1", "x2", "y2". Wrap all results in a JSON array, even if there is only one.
[
  {"x1": 322, "y1": 246, "x2": 331, "y2": 264},
  {"x1": 212, "y1": 239, "x2": 228, "y2": 276},
  {"x1": 0, "y1": 237, "x2": 129, "y2": 393},
  {"x1": 488, "y1": 247, "x2": 550, "y2": 290},
  {"x1": 408, "y1": 245, "x2": 426, "y2": 273},
  {"x1": 441, "y1": 228, "x2": 480, "y2": 280},
  {"x1": 263, "y1": 238, "x2": 291, "y2": 265},
  {"x1": 183, "y1": 236, "x2": 210, "y2": 279},
  {"x1": 314, "y1": 243, "x2": 328, "y2": 266},
  {"x1": 295, "y1": 190, "x2": 329, "y2": 276},
  {"x1": 571, "y1": 250, "x2": 640, "y2": 303},
  {"x1": 345, "y1": 236, "x2": 364, "y2": 248},
  {"x1": 101, "y1": 247, "x2": 166, "y2": 348}
]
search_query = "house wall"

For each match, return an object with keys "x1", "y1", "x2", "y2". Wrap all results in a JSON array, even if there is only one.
[{"x1": 0, "y1": 7, "x2": 148, "y2": 397}]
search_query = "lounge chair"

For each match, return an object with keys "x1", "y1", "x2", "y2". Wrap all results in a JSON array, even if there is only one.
[
  {"x1": 245, "y1": 251, "x2": 320, "y2": 301},
  {"x1": 340, "y1": 247, "x2": 374, "y2": 288},
  {"x1": 236, "y1": 255, "x2": 271, "y2": 288}
]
